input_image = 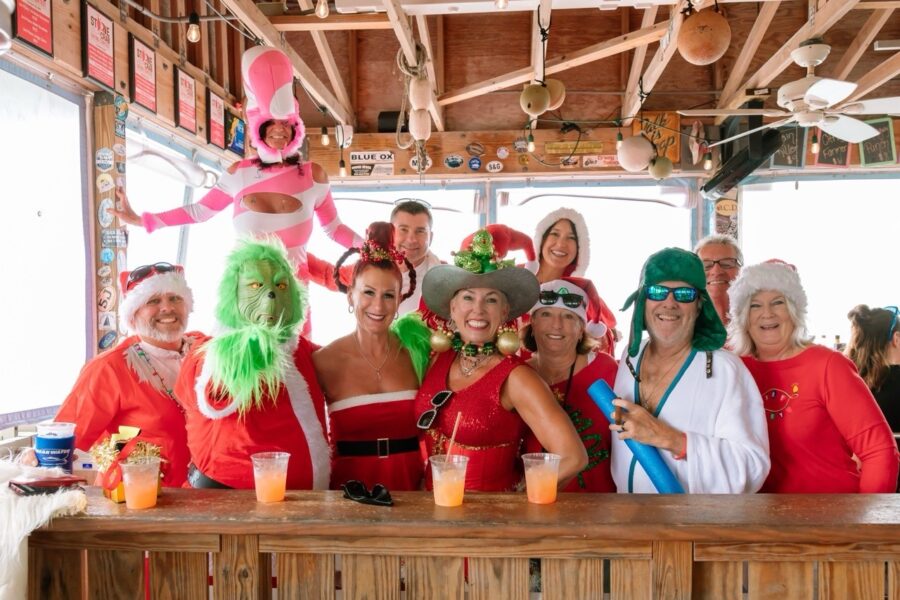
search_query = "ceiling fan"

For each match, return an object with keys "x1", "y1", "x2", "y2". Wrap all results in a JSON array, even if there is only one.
[{"x1": 679, "y1": 38, "x2": 900, "y2": 148}]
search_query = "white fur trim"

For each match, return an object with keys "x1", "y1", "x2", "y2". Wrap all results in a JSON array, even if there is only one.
[
  {"x1": 195, "y1": 356, "x2": 241, "y2": 420},
  {"x1": 533, "y1": 207, "x2": 591, "y2": 276},
  {"x1": 119, "y1": 271, "x2": 193, "y2": 334},
  {"x1": 280, "y1": 355, "x2": 331, "y2": 490},
  {"x1": 728, "y1": 262, "x2": 808, "y2": 319},
  {"x1": 586, "y1": 321, "x2": 608, "y2": 338},
  {"x1": 531, "y1": 279, "x2": 589, "y2": 321}
]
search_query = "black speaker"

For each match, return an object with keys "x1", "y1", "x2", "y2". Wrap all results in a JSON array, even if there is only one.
[
  {"x1": 701, "y1": 129, "x2": 782, "y2": 201},
  {"x1": 378, "y1": 111, "x2": 408, "y2": 133}
]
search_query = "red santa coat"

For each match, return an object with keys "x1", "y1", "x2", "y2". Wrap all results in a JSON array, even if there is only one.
[
  {"x1": 55, "y1": 335, "x2": 198, "y2": 487},
  {"x1": 176, "y1": 335, "x2": 331, "y2": 489}
]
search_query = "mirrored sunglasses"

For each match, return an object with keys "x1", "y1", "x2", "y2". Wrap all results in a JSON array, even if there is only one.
[
  {"x1": 702, "y1": 258, "x2": 742, "y2": 271},
  {"x1": 645, "y1": 284, "x2": 699, "y2": 303},
  {"x1": 341, "y1": 480, "x2": 393, "y2": 506},
  {"x1": 539, "y1": 290, "x2": 585, "y2": 308},
  {"x1": 416, "y1": 390, "x2": 453, "y2": 430},
  {"x1": 127, "y1": 263, "x2": 181, "y2": 291}
]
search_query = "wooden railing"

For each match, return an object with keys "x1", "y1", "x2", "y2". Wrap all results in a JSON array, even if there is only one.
[{"x1": 28, "y1": 488, "x2": 900, "y2": 599}]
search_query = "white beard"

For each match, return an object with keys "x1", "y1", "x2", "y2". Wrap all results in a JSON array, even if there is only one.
[{"x1": 133, "y1": 320, "x2": 186, "y2": 344}]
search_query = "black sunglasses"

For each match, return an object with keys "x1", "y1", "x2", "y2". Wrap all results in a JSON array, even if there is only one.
[
  {"x1": 702, "y1": 258, "x2": 742, "y2": 271},
  {"x1": 341, "y1": 480, "x2": 393, "y2": 506},
  {"x1": 127, "y1": 262, "x2": 180, "y2": 290},
  {"x1": 539, "y1": 290, "x2": 584, "y2": 308},
  {"x1": 416, "y1": 390, "x2": 453, "y2": 430}
]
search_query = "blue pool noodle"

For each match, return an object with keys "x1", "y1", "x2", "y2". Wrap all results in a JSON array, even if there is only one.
[{"x1": 587, "y1": 379, "x2": 684, "y2": 494}]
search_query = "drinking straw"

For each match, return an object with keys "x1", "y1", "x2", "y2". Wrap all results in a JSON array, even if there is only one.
[{"x1": 446, "y1": 412, "x2": 462, "y2": 457}]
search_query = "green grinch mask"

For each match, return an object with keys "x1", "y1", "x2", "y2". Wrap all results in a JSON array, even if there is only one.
[{"x1": 237, "y1": 260, "x2": 295, "y2": 327}]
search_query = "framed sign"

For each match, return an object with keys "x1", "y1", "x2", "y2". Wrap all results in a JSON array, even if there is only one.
[
  {"x1": 859, "y1": 118, "x2": 896, "y2": 167},
  {"x1": 175, "y1": 68, "x2": 197, "y2": 133},
  {"x1": 633, "y1": 111, "x2": 681, "y2": 164},
  {"x1": 129, "y1": 34, "x2": 157, "y2": 113},
  {"x1": 814, "y1": 130, "x2": 850, "y2": 167},
  {"x1": 13, "y1": 0, "x2": 54, "y2": 56},
  {"x1": 224, "y1": 110, "x2": 245, "y2": 157},
  {"x1": 771, "y1": 125, "x2": 805, "y2": 168},
  {"x1": 81, "y1": 3, "x2": 114, "y2": 91},
  {"x1": 207, "y1": 90, "x2": 225, "y2": 149}
]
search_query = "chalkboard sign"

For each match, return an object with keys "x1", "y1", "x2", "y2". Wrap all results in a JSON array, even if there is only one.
[
  {"x1": 860, "y1": 118, "x2": 896, "y2": 166},
  {"x1": 814, "y1": 129, "x2": 850, "y2": 167},
  {"x1": 771, "y1": 125, "x2": 805, "y2": 168}
]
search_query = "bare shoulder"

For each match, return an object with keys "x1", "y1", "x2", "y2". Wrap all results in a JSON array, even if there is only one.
[
  {"x1": 313, "y1": 335, "x2": 354, "y2": 370},
  {"x1": 310, "y1": 162, "x2": 329, "y2": 184}
]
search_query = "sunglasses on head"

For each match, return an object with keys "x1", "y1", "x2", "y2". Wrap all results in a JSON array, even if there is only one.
[
  {"x1": 539, "y1": 290, "x2": 585, "y2": 308},
  {"x1": 886, "y1": 306, "x2": 898, "y2": 341},
  {"x1": 645, "y1": 284, "x2": 699, "y2": 303},
  {"x1": 416, "y1": 390, "x2": 453, "y2": 430},
  {"x1": 127, "y1": 263, "x2": 182, "y2": 291},
  {"x1": 702, "y1": 258, "x2": 742, "y2": 271},
  {"x1": 341, "y1": 480, "x2": 393, "y2": 506}
]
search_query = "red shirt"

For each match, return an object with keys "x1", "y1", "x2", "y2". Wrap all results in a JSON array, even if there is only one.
[{"x1": 742, "y1": 345, "x2": 899, "y2": 493}]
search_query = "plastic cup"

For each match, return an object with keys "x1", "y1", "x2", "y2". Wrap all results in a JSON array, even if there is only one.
[
  {"x1": 429, "y1": 455, "x2": 468, "y2": 507},
  {"x1": 251, "y1": 452, "x2": 290, "y2": 503},
  {"x1": 34, "y1": 422, "x2": 76, "y2": 473},
  {"x1": 522, "y1": 452, "x2": 561, "y2": 504},
  {"x1": 121, "y1": 457, "x2": 161, "y2": 509}
]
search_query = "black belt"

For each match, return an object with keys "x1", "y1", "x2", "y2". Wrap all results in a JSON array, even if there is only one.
[
  {"x1": 336, "y1": 437, "x2": 419, "y2": 458},
  {"x1": 187, "y1": 463, "x2": 232, "y2": 489}
]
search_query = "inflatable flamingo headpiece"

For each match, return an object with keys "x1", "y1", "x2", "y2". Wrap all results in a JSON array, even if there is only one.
[{"x1": 241, "y1": 46, "x2": 306, "y2": 163}]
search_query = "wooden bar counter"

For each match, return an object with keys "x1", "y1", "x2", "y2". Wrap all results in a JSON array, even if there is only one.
[{"x1": 29, "y1": 488, "x2": 900, "y2": 599}]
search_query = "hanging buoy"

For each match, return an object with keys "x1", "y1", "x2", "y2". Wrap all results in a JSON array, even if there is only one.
[
  {"x1": 617, "y1": 133, "x2": 655, "y2": 172},
  {"x1": 408, "y1": 77, "x2": 431, "y2": 111},
  {"x1": 678, "y1": 8, "x2": 732, "y2": 66},
  {"x1": 520, "y1": 84, "x2": 550, "y2": 117},
  {"x1": 648, "y1": 156, "x2": 674, "y2": 180},
  {"x1": 408, "y1": 109, "x2": 431, "y2": 142},
  {"x1": 545, "y1": 79, "x2": 566, "y2": 111}
]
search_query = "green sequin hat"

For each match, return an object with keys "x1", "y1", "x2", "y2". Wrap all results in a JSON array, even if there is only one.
[{"x1": 422, "y1": 230, "x2": 539, "y2": 322}]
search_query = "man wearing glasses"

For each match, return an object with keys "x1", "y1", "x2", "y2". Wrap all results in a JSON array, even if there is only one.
[
  {"x1": 391, "y1": 199, "x2": 443, "y2": 315},
  {"x1": 694, "y1": 234, "x2": 743, "y2": 326},
  {"x1": 55, "y1": 263, "x2": 199, "y2": 487}
]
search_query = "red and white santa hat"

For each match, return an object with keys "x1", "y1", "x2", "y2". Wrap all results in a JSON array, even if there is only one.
[
  {"x1": 531, "y1": 278, "x2": 608, "y2": 339},
  {"x1": 118, "y1": 264, "x2": 193, "y2": 333}
]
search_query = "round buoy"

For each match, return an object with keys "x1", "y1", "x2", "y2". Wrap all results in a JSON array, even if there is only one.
[
  {"x1": 617, "y1": 134, "x2": 655, "y2": 172},
  {"x1": 678, "y1": 8, "x2": 732, "y2": 66},
  {"x1": 520, "y1": 84, "x2": 551, "y2": 117}
]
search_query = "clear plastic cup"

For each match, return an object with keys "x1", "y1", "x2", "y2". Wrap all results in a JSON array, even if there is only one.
[
  {"x1": 429, "y1": 455, "x2": 469, "y2": 507},
  {"x1": 522, "y1": 452, "x2": 561, "y2": 504},
  {"x1": 251, "y1": 452, "x2": 290, "y2": 503},
  {"x1": 34, "y1": 422, "x2": 77, "y2": 472},
  {"x1": 121, "y1": 457, "x2": 161, "y2": 509}
]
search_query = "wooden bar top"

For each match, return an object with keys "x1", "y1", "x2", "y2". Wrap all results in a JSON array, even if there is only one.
[{"x1": 40, "y1": 487, "x2": 900, "y2": 544}]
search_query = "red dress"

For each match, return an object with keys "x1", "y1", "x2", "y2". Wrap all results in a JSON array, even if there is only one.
[
  {"x1": 328, "y1": 390, "x2": 424, "y2": 491},
  {"x1": 416, "y1": 351, "x2": 527, "y2": 492}
]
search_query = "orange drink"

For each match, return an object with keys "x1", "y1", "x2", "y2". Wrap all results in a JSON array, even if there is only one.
[
  {"x1": 121, "y1": 457, "x2": 161, "y2": 510},
  {"x1": 522, "y1": 453, "x2": 561, "y2": 504},
  {"x1": 429, "y1": 455, "x2": 469, "y2": 507},
  {"x1": 251, "y1": 452, "x2": 290, "y2": 503}
]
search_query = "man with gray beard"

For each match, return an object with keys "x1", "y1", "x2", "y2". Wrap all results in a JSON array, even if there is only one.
[{"x1": 55, "y1": 264, "x2": 201, "y2": 486}]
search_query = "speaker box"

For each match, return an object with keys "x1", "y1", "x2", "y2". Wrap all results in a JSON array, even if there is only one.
[{"x1": 378, "y1": 111, "x2": 408, "y2": 133}]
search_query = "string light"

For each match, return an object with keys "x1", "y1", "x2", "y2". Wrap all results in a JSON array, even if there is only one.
[
  {"x1": 615, "y1": 131, "x2": 623, "y2": 150},
  {"x1": 315, "y1": 0, "x2": 329, "y2": 19},
  {"x1": 811, "y1": 133, "x2": 820, "y2": 155},
  {"x1": 320, "y1": 126, "x2": 330, "y2": 147},
  {"x1": 186, "y1": 12, "x2": 201, "y2": 43},
  {"x1": 527, "y1": 133, "x2": 535, "y2": 152},
  {"x1": 703, "y1": 150, "x2": 713, "y2": 171},
  {"x1": 495, "y1": 0, "x2": 509, "y2": 9},
  {"x1": 339, "y1": 158, "x2": 347, "y2": 177}
]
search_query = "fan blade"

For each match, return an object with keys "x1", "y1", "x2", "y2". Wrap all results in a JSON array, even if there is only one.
[
  {"x1": 818, "y1": 115, "x2": 879, "y2": 143},
  {"x1": 708, "y1": 117, "x2": 796, "y2": 149},
  {"x1": 678, "y1": 109, "x2": 790, "y2": 117},
  {"x1": 838, "y1": 96, "x2": 900, "y2": 116},
  {"x1": 804, "y1": 78, "x2": 857, "y2": 108}
]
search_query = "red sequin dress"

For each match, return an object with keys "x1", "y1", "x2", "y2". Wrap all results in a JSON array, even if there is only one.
[
  {"x1": 328, "y1": 390, "x2": 424, "y2": 491},
  {"x1": 416, "y1": 351, "x2": 527, "y2": 492}
]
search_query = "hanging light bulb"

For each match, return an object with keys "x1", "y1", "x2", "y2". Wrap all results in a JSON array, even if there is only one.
[
  {"x1": 615, "y1": 131, "x2": 623, "y2": 150},
  {"x1": 703, "y1": 151, "x2": 713, "y2": 171},
  {"x1": 811, "y1": 133, "x2": 820, "y2": 155},
  {"x1": 339, "y1": 158, "x2": 347, "y2": 177},
  {"x1": 320, "y1": 126, "x2": 330, "y2": 147},
  {"x1": 315, "y1": 0, "x2": 329, "y2": 19},
  {"x1": 527, "y1": 133, "x2": 535, "y2": 153},
  {"x1": 186, "y1": 12, "x2": 201, "y2": 43},
  {"x1": 495, "y1": 0, "x2": 509, "y2": 9}
]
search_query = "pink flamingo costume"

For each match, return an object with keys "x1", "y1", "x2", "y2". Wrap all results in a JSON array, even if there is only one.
[{"x1": 139, "y1": 46, "x2": 363, "y2": 285}]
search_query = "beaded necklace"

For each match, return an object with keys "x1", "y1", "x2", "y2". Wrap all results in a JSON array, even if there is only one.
[
  {"x1": 450, "y1": 332, "x2": 498, "y2": 357},
  {"x1": 133, "y1": 342, "x2": 185, "y2": 414}
]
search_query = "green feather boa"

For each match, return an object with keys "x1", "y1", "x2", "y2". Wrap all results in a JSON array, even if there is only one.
[{"x1": 391, "y1": 312, "x2": 432, "y2": 384}]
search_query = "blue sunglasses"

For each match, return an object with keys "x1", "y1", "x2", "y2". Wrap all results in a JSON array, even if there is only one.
[
  {"x1": 886, "y1": 306, "x2": 898, "y2": 341},
  {"x1": 645, "y1": 284, "x2": 699, "y2": 303}
]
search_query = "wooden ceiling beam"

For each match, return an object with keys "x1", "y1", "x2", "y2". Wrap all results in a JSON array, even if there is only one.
[
  {"x1": 827, "y1": 8, "x2": 894, "y2": 80},
  {"x1": 270, "y1": 14, "x2": 393, "y2": 31},
  {"x1": 717, "y1": 1, "x2": 781, "y2": 107},
  {"x1": 844, "y1": 50, "x2": 900, "y2": 103},
  {"x1": 855, "y1": 1, "x2": 900, "y2": 7},
  {"x1": 415, "y1": 15, "x2": 439, "y2": 93},
  {"x1": 623, "y1": 6, "x2": 659, "y2": 118},
  {"x1": 297, "y1": 0, "x2": 355, "y2": 123},
  {"x1": 382, "y1": 0, "x2": 445, "y2": 131},
  {"x1": 531, "y1": 0, "x2": 553, "y2": 83},
  {"x1": 716, "y1": 0, "x2": 860, "y2": 118},
  {"x1": 438, "y1": 19, "x2": 668, "y2": 107},
  {"x1": 217, "y1": 0, "x2": 352, "y2": 124}
]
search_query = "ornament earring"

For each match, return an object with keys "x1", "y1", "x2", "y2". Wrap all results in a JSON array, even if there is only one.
[{"x1": 348, "y1": 304, "x2": 355, "y2": 313}]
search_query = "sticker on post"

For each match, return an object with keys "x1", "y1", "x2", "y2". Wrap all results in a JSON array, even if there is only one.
[
  {"x1": 98, "y1": 331, "x2": 118, "y2": 350},
  {"x1": 486, "y1": 160, "x2": 503, "y2": 173},
  {"x1": 98, "y1": 198, "x2": 114, "y2": 228},
  {"x1": 98, "y1": 311, "x2": 117, "y2": 331},
  {"x1": 96, "y1": 173, "x2": 115, "y2": 193},
  {"x1": 95, "y1": 148, "x2": 114, "y2": 172}
]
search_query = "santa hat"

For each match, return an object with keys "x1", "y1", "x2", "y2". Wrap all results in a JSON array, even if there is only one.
[
  {"x1": 532, "y1": 207, "x2": 590, "y2": 277},
  {"x1": 241, "y1": 46, "x2": 306, "y2": 164},
  {"x1": 118, "y1": 265, "x2": 193, "y2": 334},
  {"x1": 532, "y1": 278, "x2": 608, "y2": 339},
  {"x1": 727, "y1": 259, "x2": 807, "y2": 324}
]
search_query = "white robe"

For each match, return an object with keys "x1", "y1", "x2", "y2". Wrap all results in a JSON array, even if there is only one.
[{"x1": 611, "y1": 340, "x2": 770, "y2": 494}]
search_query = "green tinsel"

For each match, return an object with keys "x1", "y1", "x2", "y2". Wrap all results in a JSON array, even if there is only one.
[{"x1": 391, "y1": 312, "x2": 432, "y2": 384}]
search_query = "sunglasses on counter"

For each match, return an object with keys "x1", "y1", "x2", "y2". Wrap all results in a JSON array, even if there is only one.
[
  {"x1": 126, "y1": 263, "x2": 182, "y2": 290},
  {"x1": 645, "y1": 284, "x2": 699, "y2": 303},
  {"x1": 538, "y1": 290, "x2": 585, "y2": 308},
  {"x1": 341, "y1": 480, "x2": 393, "y2": 506},
  {"x1": 886, "y1": 306, "x2": 898, "y2": 341},
  {"x1": 702, "y1": 258, "x2": 742, "y2": 271},
  {"x1": 416, "y1": 390, "x2": 453, "y2": 430}
]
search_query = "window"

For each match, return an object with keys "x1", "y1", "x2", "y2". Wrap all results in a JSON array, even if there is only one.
[
  {"x1": 742, "y1": 178, "x2": 900, "y2": 345},
  {"x1": 0, "y1": 66, "x2": 86, "y2": 427}
]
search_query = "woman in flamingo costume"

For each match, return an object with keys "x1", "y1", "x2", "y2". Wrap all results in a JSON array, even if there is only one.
[{"x1": 114, "y1": 45, "x2": 363, "y2": 298}]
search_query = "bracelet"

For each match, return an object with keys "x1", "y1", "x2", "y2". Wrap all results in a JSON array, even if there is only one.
[{"x1": 672, "y1": 432, "x2": 687, "y2": 461}]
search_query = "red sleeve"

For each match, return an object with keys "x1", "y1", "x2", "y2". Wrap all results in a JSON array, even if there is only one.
[
  {"x1": 823, "y1": 352, "x2": 900, "y2": 492},
  {"x1": 461, "y1": 224, "x2": 535, "y2": 261},
  {"x1": 306, "y1": 253, "x2": 352, "y2": 291},
  {"x1": 55, "y1": 358, "x2": 123, "y2": 452}
]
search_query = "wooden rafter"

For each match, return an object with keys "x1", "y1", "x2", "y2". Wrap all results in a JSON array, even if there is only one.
[
  {"x1": 382, "y1": 0, "x2": 445, "y2": 131},
  {"x1": 844, "y1": 51, "x2": 900, "y2": 103},
  {"x1": 415, "y1": 16, "x2": 439, "y2": 93},
  {"x1": 623, "y1": 6, "x2": 659, "y2": 118},
  {"x1": 270, "y1": 14, "x2": 393, "y2": 31},
  {"x1": 531, "y1": 0, "x2": 553, "y2": 83},
  {"x1": 621, "y1": 0, "x2": 688, "y2": 125},
  {"x1": 716, "y1": 0, "x2": 860, "y2": 116},
  {"x1": 827, "y1": 8, "x2": 894, "y2": 80},
  {"x1": 716, "y1": 1, "x2": 781, "y2": 107},
  {"x1": 217, "y1": 0, "x2": 352, "y2": 124},
  {"x1": 438, "y1": 20, "x2": 668, "y2": 107},
  {"x1": 296, "y1": 0, "x2": 354, "y2": 120}
]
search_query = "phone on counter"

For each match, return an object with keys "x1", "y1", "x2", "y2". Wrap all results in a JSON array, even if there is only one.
[{"x1": 9, "y1": 475, "x2": 87, "y2": 497}]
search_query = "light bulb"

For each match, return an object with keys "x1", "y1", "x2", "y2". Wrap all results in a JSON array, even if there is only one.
[
  {"x1": 186, "y1": 12, "x2": 201, "y2": 43},
  {"x1": 811, "y1": 134, "x2": 819, "y2": 155},
  {"x1": 339, "y1": 158, "x2": 347, "y2": 177},
  {"x1": 315, "y1": 0, "x2": 329, "y2": 19},
  {"x1": 616, "y1": 131, "x2": 623, "y2": 150},
  {"x1": 495, "y1": 0, "x2": 509, "y2": 8},
  {"x1": 527, "y1": 133, "x2": 535, "y2": 152},
  {"x1": 703, "y1": 151, "x2": 713, "y2": 171},
  {"x1": 320, "y1": 126, "x2": 330, "y2": 147}
]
